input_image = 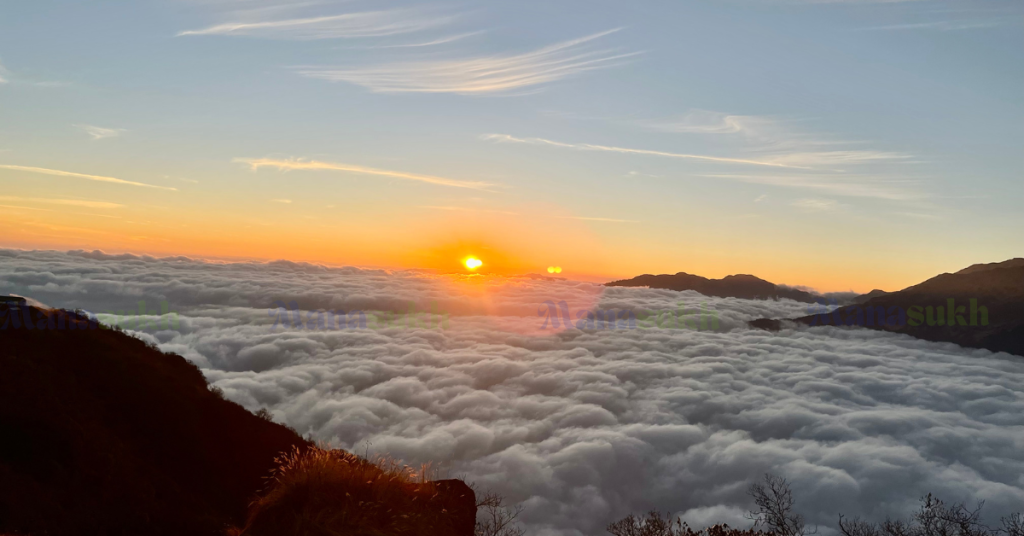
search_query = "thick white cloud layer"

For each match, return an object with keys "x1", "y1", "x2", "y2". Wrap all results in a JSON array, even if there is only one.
[{"x1": 2, "y1": 249, "x2": 1022, "y2": 536}]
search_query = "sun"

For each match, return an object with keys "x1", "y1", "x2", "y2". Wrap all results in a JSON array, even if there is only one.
[{"x1": 464, "y1": 257, "x2": 483, "y2": 270}]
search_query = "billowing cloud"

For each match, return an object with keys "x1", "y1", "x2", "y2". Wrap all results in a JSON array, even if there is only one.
[
  {"x1": 296, "y1": 30, "x2": 636, "y2": 95},
  {"x1": 2, "y1": 249, "x2": 1022, "y2": 536}
]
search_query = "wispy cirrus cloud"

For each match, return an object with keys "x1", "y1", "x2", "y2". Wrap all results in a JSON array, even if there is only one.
[
  {"x1": 765, "y1": 149, "x2": 913, "y2": 168},
  {"x1": 643, "y1": 110, "x2": 771, "y2": 135},
  {"x1": 420, "y1": 205, "x2": 519, "y2": 215},
  {"x1": 347, "y1": 31, "x2": 486, "y2": 49},
  {"x1": 776, "y1": 0, "x2": 927, "y2": 4},
  {"x1": 862, "y1": 19, "x2": 1007, "y2": 31},
  {"x1": 0, "y1": 196, "x2": 123, "y2": 209},
  {"x1": 640, "y1": 109, "x2": 917, "y2": 172},
  {"x1": 75, "y1": 124, "x2": 126, "y2": 140},
  {"x1": 235, "y1": 158, "x2": 496, "y2": 190},
  {"x1": 559, "y1": 215, "x2": 640, "y2": 223},
  {"x1": 702, "y1": 173, "x2": 923, "y2": 201},
  {"x1": 0, "y1": 164, "x2": 177, "y2": 191},
  {"x1": 791, "y1": 198, "x2": 839, "y2": 211},
  {"x1": 482, "y1": 133, "x2": 805, "y2": 169},
  {"x1": 0, "y1": 204, "x2": 48, "y2": 212},
  {"x1": 296, "y1": 29, "x2": 636, "y2": 95},
  {"x1": 178, "y1": 9, "x2": 452, "y2": 40}
]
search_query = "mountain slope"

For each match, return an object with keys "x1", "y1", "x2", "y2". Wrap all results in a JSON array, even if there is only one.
[
  {"x1": 0, "y1": 305, "x2": 310, "y2": 535},
  {"x1": 0, "y1": 304, "x2": 478, "y2": 536},
  {"x1": 787, "y1": 259, "x2": 1024, "y2": 356}
]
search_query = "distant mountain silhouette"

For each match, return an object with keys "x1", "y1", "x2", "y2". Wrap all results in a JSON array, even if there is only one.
[
  {"x1": 0, "y1": 305, "x2": 476, "y2": 536},
  {"x1": 606, "y1": 272, "x2": 819, "y2": 303},
  {"x1": 775, "y1": 259, "x2": 1024, "y2": 357},
  {"x1": 851, "y1": 289, "x2": 888, "y2": 305}
]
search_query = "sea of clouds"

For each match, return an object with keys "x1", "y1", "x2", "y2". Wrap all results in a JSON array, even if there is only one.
[{"x1": 2, "y1": 248, "x2": 1022, "y2": 536}]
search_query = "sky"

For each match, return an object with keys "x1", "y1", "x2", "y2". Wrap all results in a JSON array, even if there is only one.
[{"x1": 1, "y1": 0, "x2": 1022, "y2": 292}]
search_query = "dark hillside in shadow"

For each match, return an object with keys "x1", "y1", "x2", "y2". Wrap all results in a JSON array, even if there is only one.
[
  {"x1": 0, "y1": 305, "x2": 308, "y2": 535},
  {"x1": 0, "y1": 304, "x2": 476, "y2": 536}
]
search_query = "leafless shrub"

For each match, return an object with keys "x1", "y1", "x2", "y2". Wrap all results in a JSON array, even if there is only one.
[
  {"x1": 607, "y1": 510, "x2": 774, "y2": 536},
  {"x1": 839, "y1": 494, "x2": 1019, "y2": 536},
  {"x1": 607, "y1": 511, "x2": 682, "y2": 536},
  {"x1": 1002, "y1": 513, "x2": 1023, "y2": 536},
  {"x1": 606, "y1": 474, "x2": 1021, "y2": 536},
  {"x1": 747, "y1": 474, "x2": 812, "y2": 536},
  {"x1": 476, "y1": 490, "x2": 525, "y2": 536}
]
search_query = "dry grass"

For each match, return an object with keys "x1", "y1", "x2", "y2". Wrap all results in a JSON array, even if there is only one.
[{"x1": 227, "y1": 445, "x2": 474, "y2": 536}]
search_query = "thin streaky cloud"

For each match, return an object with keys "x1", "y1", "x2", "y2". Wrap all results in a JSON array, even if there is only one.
[
  {"x1": 235, "y1": 158, "x2": 496, "y2": 190},
  {"x1": 483, "y1": 134, "x2": 809, "y2": 169},
  {"x1": 791, "y1": 198, "x2": 838, "y2": 211},
  {"x1": 75, "y1": 124, "x2": 126, "y2": 140},
  {"x1": 0, "y1": 196, "x2": 123, "y2": 209},
  {"x1": 861, "y1": 20, "x2": 1006, "y2": 31},
  {"x1": 0, "y1": 61, "x2": 8, "y2": 84},
  {"x1": 645, "y1": 110, "x2": 764, "y2": 134},
  {"x1": 702, "y1": 173, "x2": 923, "y2": 201},
  {"x1": 766, "y1": 150, "x2": 913, "y2": 168},
  {"x1": 896, "y1": 211, "x2": 940, "y2": 220},
  {"x1": 641, "y1": 110, "x2": 911, "y2": 167},
  {"x1": 0, "y1": 164, "x2": 177, "y2": 191},
  {"x1": 559, "y1": 216, "x2": 640, "y2": 223},
  {"x1": 296, "y1": 29, "x2": 636, "y2": 95},
  {"x1": 351, "y1": 31, "x2": 486, "y2": 49},
  {"x1": 779, "y1": 0, "x2": 926, "y2": 4},
  {"x1": 420, "y1": 205, "x2": 519, "y2": 215},
  {"x1": 271, "y1": 199, "x2": 293, "y2": 204},
  {"x1": 178, "y1": 9, "x2": 451, "y2": 40},
  {"x1": 0, "y1": 204, "x2": 49, "y2": 212}
]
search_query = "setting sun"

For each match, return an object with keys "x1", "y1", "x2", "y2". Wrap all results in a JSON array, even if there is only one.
[{"x1": 464, "y1": 257, "x2": 483, "y2": 270}]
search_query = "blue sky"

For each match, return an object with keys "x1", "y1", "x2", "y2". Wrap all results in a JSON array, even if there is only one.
[{"x1": 1, "y1": 0, "x2": 1021, "y2": 290}]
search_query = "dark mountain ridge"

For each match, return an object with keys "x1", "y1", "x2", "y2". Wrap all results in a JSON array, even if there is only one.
[
  {"x1": 606, "y1": 272, "x2": 820, "y2": 303},
  {"x1": 781, "y1": 259, "x2": 1024, "y2": 357}
]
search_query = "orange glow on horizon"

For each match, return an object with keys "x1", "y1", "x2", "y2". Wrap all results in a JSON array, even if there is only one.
[{"x1": 0, "y1": 197, "x2": 957, "y2": 293}]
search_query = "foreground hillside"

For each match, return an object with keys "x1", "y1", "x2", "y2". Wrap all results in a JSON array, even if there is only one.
[{"x1": 0, "y1": 305, "x2": 475, "y2": 536}]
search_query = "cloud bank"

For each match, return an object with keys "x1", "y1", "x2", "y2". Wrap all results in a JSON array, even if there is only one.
[{"x1": 2, "y1": 249, "x2": 1022, "y2": 536}]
